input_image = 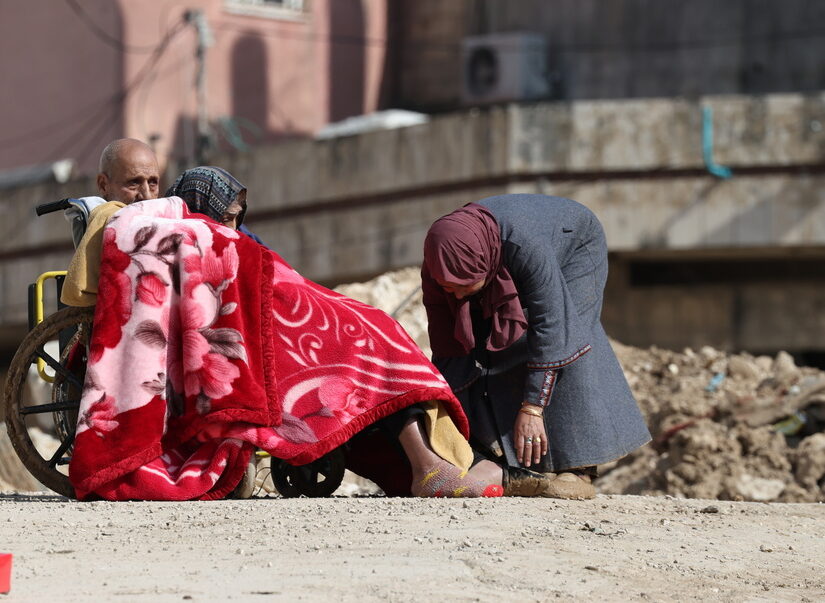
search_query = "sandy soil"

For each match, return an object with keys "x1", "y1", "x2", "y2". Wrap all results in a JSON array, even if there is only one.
[{"x1": 1, "y1": 492, "x2": 823, "y2": 602}]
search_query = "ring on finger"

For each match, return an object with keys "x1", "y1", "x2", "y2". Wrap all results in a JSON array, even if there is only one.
[
  {"x1": 525, "y1": 437, "x2": 533, "y2": 444},
  {"x1": 534, "y1": 436, "x2": 542, "y2": 444}
]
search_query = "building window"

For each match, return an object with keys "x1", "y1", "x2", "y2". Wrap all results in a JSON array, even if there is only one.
[{"x1": 224, "y1": 0, "x2": 307, "y2": 20}]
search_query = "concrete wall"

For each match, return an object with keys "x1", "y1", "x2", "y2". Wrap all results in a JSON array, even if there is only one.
[
  {"x1": 603, "y1": 250, "x2": 825, "y2": 356},
  {"x1": 209, "y1": 93, "x2": 825, "y2": 275},
  {"x1": 395, "y1": 0, "x2": 825, "y2": 110},
  {"x1": 0, "y1": 174, "x2": 96, "y2": 354}
]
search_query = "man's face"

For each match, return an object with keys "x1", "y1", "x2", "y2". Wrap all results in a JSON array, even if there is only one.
[{"x1": 97, "y1": 147, "x2": 160, "y2": 204}]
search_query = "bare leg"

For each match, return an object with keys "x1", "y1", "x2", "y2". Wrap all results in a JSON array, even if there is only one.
[{"x1": 397, "y1": 418, "x2": 503, "y2": 497}]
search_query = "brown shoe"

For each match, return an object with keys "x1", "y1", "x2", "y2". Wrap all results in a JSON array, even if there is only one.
[
  {"x1": 502, "y1": 467, "x2": 555, "y2": 497},
  {"x1": 543, "y1": 472, "x2": 596, "y2": 500}
]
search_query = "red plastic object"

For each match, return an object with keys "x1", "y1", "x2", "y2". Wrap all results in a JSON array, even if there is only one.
[{"x1": 0, "y1": 553, "x2": 11, "y2": 594}]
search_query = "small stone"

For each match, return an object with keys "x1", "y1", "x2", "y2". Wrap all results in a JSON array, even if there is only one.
[
  {"x1": 727, "y1": 356, "x2": 760, "y2": 380},
  {"x1": 734, "y1": 474, "x2": 785, "y2": 502},
  {"x1": 700, "y1": 505, "x2": 719, "y2": 514},
  {"x1": 759, "y1": 544, "x2": 773, "y2": 553},
  {"x1": 773, "y1": 351, "x2": 799, "y2": 380},
  {"x1": 755, "y1": 355, "x2": 773, "y2": 372},
  {"x1": 584, "y1": 566, "x2": 598, "y2": 571}
]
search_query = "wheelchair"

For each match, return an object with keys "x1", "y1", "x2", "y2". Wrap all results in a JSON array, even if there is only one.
[{"x1": 3, "y1": 198, "x2": 345, "y2": 499}]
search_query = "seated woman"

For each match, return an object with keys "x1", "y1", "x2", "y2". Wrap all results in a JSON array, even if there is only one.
[{"x1": 65, "y1": 166, "x2": 505, "y2": 500}]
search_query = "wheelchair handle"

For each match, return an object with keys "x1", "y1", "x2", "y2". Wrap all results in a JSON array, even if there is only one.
[{"x1": 35, "y1": 198, "x2": 72, "y2": 216}]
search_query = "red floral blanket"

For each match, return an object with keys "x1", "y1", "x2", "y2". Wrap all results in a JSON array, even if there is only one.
[{"x1": 69, "y1": 198, "x2": 465, "y2": 500}]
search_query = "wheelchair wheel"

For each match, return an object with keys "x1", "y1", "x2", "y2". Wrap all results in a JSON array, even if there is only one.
[
  {"x1": 3, "y1": 306, "x2": 95, "y2": 499},
  {"x1": 270, "y1": 447, "x2": 346, "y2": 498}
]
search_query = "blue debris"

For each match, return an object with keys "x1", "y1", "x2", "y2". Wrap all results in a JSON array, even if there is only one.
[{"x1": 705, "y1": 372, "x2": 726, "y2": 392}]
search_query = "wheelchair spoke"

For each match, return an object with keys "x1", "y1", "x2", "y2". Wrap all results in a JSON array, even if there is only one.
[
  {"x1": 20, "y1": 400, "x2": 81, "y2": 415},
  {"x1": 35, "y1": 347, "x2": 84, "y2": 390},
  {"x1": 47, "y1": 431, "x2": 75, "y2": 469}
]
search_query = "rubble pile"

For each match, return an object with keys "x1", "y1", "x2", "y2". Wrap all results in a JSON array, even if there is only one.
[
  {"x1": 0, "y1": 426, "x2": 52, "y2": 492},
  {"x1": 599, "y1": 342, "x2": 825, "y2": 502}
]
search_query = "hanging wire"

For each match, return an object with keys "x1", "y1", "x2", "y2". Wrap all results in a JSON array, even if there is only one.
[{"x1": 46, "y1": 18, "x2": 188, "y2": 163}]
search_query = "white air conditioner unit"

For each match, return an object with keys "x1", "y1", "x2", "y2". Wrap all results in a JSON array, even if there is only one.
[{"x1": 461, "y1": 32, "x2": 549, "y2": 106}]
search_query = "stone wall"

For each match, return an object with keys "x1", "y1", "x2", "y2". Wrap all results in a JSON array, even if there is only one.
[{"x1": 212, "y1": 93, "x2": 825, "y2": 280}]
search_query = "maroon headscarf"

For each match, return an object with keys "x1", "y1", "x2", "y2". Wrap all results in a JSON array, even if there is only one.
[{"x1": 422, "y1": 203, "x2": 527, "y2": 355}]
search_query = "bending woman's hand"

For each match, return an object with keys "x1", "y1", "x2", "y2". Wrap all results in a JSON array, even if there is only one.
[{"x1": 514, "y1": 409, "x2": 548, "y2": 467}]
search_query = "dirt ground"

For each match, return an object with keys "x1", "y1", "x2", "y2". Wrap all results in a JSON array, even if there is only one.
[{"x1": 0, "y1": 492, "x2": 823, "y2": 601}]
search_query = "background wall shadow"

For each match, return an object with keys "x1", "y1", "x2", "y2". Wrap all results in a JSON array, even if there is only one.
[{"x1": 328, "y1": 0, "x2": 366, "y2": 122}]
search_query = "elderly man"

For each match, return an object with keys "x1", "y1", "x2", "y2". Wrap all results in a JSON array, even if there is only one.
[{"x1": 96, "y1": 138, "x2": 160, "y2": 204}]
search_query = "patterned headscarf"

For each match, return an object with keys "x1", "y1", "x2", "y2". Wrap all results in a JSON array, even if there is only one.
[
  {"x1": 422, "y1": 203, "x2": 527, "y2": 355},
  {"x1": 165, "y1": 166, "x2": 247, "y2": 227}
]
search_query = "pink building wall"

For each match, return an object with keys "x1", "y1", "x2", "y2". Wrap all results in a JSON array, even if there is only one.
[
  {"x1": 0, "y1": 0, "x2": 389, "y2": 176},
  {"x1": 0, "y1": 0, "x2": 123, "y2": 174}
]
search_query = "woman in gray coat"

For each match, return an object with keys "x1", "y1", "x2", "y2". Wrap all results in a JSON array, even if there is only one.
[{"x1": 422, "y1": 194, "x2": 651, "y2": 499}]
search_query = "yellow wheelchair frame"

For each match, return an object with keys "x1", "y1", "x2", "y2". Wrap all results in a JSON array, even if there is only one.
[{"x1": 31, "y1": 271, "x2": 68, "y2": 383}]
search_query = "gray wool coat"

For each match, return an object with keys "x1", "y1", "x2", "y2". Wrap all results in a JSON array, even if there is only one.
[{"x1": 430, "y1": 194, "x2": 651, "y2": 472}]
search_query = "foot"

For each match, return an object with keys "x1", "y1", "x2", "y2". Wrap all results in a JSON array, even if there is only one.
[
  {"x1": 466, "y1": 459, "x2": 503, "y2": 487},
  {"x1": 411, "y1": 459, "x2": 503, "y2": 498},
  {"x1": 228, "y1": 454, "x2": 257, "y2": 499}
]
